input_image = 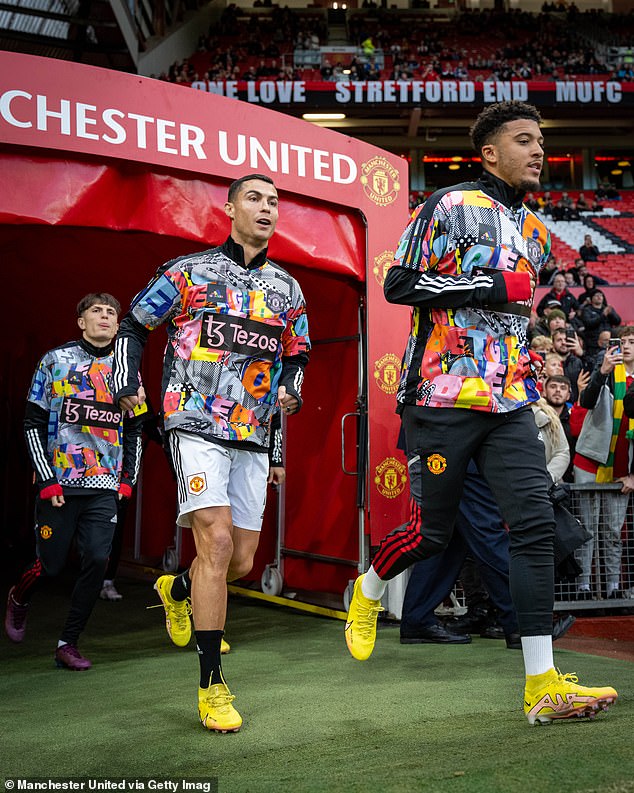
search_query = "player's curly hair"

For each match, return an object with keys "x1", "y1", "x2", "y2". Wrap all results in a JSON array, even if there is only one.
[{"x1": 469, "y1": 101, "x2": 542, "y2": 154}]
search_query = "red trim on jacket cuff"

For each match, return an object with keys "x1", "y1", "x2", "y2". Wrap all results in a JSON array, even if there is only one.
[
  {"x1": 40, "y1": 483, "x2": 63, "y2": 500},
  {"x1": 501, "y1": 272, "x2": 532, "y2": 302},
  {"x1": 118, "y1": 482, "x2": 133, "y2": 499}
]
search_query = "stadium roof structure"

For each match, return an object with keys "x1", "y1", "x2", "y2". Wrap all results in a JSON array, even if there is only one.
[{"x1": 0, "y1": 0, "x2": 135, "y2": 71}]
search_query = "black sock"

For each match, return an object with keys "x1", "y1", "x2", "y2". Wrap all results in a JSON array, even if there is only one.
[
  {"x1": 195, "y1": 630, "x2": 225, "y2": 688},
  {"x1": 171, "y1": 570, "x2": 191, "y2": 602}
]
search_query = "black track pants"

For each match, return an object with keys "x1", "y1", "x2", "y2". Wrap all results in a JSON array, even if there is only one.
[
  {"x1": 372, "y1": 405, "x2": 555, "y2": 635},
  {"x1": 27, "y1": 491, "x2": 118, "y2": 644}
]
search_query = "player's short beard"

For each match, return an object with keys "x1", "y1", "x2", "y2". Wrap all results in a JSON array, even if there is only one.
[{"x1": 518, "y1": 175, "x2": 541, "y2": 192}]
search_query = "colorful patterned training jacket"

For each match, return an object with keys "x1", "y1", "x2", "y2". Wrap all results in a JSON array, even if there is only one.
[
  {"x1": 24, "y1": 339, "x2": 143, "y2": 493},
  {"x1": 384, "y1": 171, "x2": 551, "y2": 413},
  {"x1": 113, "y1": 237, "x2": 310, "y2": 452}
]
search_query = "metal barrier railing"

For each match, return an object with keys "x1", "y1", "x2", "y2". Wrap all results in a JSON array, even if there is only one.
[
  {"x1": 555, "y1": 482, "x2": 633, "y2": 611},
  {"x1": 378, "y1": 482, "x2": 633, "y2": 621}
]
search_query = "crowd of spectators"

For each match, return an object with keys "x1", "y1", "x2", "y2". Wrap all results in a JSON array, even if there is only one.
[
  {"x1": 410, "y1": 184, "x2": 621, "y2": 216},
  {"x1": 530, "y1": 261, "x2": 621, "y2": 381},
  {"x1": 538, "y1": 231, "x2": 612, "y2": 289},
  {"x1": 155, "y1": 7, "x2": 634, "y2": 88},
  {"x1": 523, "y1": 187, "x2": 619, "y2": 221},
  {"x1": 160, "y1": 4, "x2": 325, "y2": 85},
  {"x1": 347, "y1": 8, "x2": 625, "y2": 84}
]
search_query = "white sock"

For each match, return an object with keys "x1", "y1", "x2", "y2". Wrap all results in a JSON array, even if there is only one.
[
  {"x1": 521, "y1": 635, "x2": 554, "y2": 677},
  {"x1": 103, "y1": 579, "x2": 114, "y2": 587},
  {"x1": 361, "y1": 566, "x2": 387, "y2": 601},
  {"x1": 57, "y1": 640, "x2": 68, "y2": 648}
]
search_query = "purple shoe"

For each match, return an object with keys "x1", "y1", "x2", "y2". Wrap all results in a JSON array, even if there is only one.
[
  {"x1": 55, "y1": 644, "x2": 92, "y2": 671},
  {"x1": 5, "y1": 586, "x2": 29, "y2": 642}
]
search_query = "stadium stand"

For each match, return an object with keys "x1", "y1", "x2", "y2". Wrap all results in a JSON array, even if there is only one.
[
  {"x1": 152, "y1": 6, "x2": 634, "y2": 290},
  {"x1": 528, "y1": 191, "x2": 634, "y2": 283},
  {"x1": 2, "y1": 1, "x2": 632, "y2": 284},
  {"x1": 158, "y1": 7, "x2": 634, "y2": 85}
]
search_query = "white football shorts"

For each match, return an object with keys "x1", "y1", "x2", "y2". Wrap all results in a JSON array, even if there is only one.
[{"x1": 169, "y1": 430, "x2": 269, "y2": 531}]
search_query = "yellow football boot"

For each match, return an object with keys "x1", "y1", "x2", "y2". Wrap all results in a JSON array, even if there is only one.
[
  {"x1": 198, "y1": 683, "x2": 242, "y2": 733},
  {"x1": 344, "y1": 574, "x2": 384, "y2": 661},
  {"x1": 153, "y1": 575, "x2": 192, "y2": 647},
  {"x1": 524, "y1": 668, "x2": 618, "y2": 725}
]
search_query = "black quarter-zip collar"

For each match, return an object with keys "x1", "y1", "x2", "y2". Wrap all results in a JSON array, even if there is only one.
[
  {"x1": 221, "y1": 236, "x2": 269, "y2": 270},
  {"x1": 79, "y1": 338, "x2": 114, "y2": 358},
  {"x1": 478, "y1": 171, "x2": 526, "y2": 210}
]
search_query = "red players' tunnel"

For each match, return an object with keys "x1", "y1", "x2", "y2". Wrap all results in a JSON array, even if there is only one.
[{"x1": 0, "y1": 52, "x2": 410, "y2": 602}]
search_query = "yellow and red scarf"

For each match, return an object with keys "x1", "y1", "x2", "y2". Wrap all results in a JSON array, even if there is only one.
[{"x1": 596, "y1": 364, "x2": 634, "y2": 483}]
